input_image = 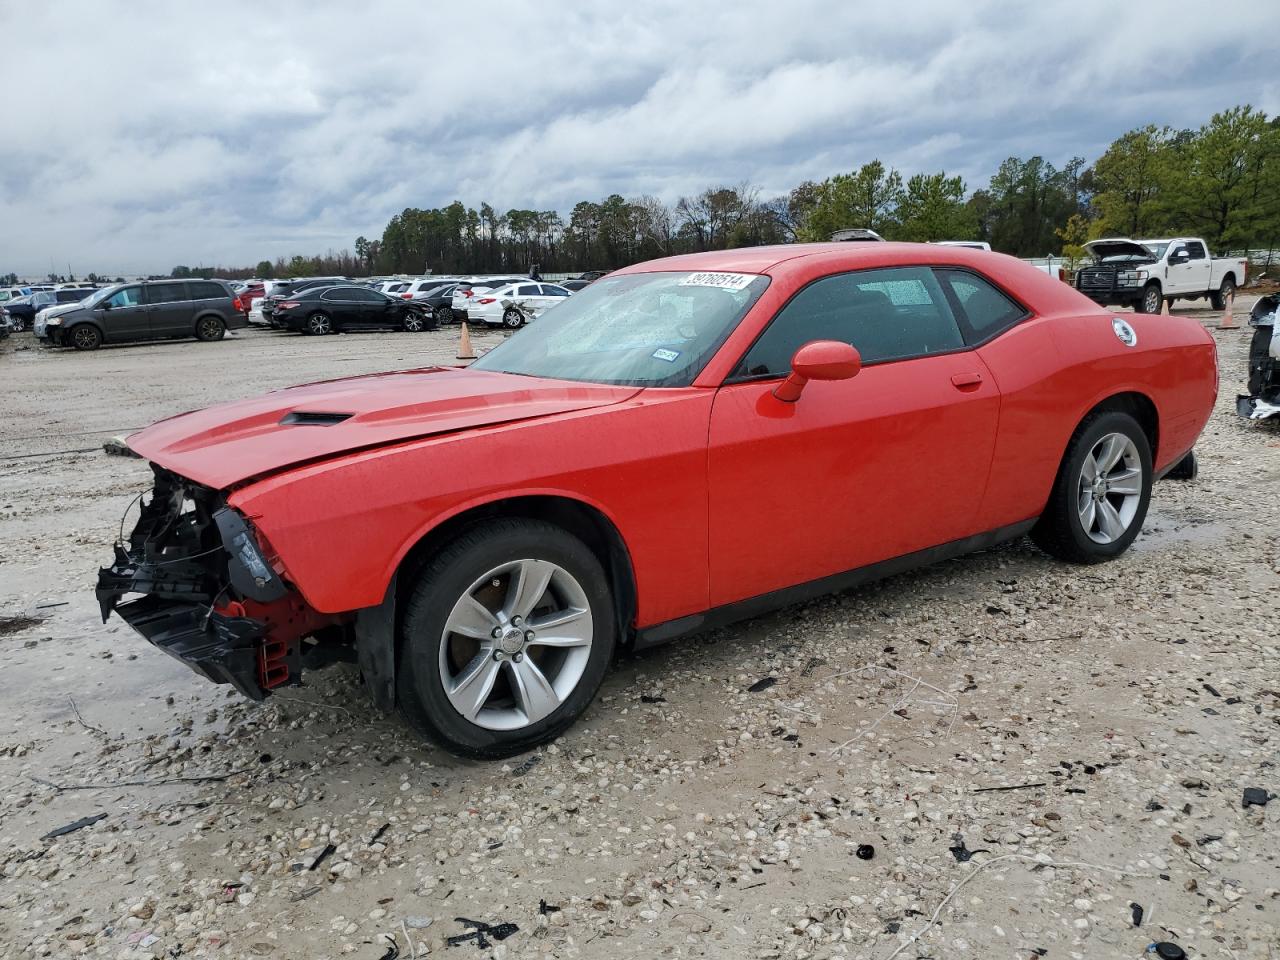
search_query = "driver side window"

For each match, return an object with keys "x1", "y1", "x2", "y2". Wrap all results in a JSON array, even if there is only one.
[
  {"x1": 107, "y1": 287, "x2": 142, "y2": 308},
  {"x1": 736, "y1": 267, "x2": 964, "y2": 378}
]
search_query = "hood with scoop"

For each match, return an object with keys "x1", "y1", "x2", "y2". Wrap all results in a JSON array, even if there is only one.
[{"x1": 127, "y1": 366, "x2": 641, "y2": 490}]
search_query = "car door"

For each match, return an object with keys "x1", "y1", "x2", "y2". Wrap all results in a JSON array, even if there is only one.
[
  {"x1": 97, "y1": 285, "x2": 149, "y2": 341},
  {"x1": 364, "y1": 288, "x2": 401, "y2": 327},
  {"x1": 144, "y1": 282, "x2": 195, "y2": 337},
  {"x1": 537, "y1": 284, "x2": 570, "y2": 316},
  {"x1": 705, "y1": 266, "x2": 1000, "y2": 607},
  {"x1": 319, "y1": 288, "x2": 357, "y2": 327},
  {"x1": 1165, "y1": 243, "x2": 1194, "y2": 295},
  {"x1": 1182, "y1": 241, "x2": 1211, "y2": 292}
]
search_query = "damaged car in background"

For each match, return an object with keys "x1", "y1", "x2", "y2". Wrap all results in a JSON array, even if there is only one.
[
  {"x1": 1239, "y1": 293, "x2": 1279, "y2": 420},
  {"x1": 99, "y1": 242, "x2": 1217, "y2": 759}
]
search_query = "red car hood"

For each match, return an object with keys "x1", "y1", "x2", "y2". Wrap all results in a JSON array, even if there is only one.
[{"x1": 128, "y1": 366, "x2": 640, "y2": 489}]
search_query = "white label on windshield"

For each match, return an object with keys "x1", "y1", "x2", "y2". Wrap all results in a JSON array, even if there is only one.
[
  {"x1": 679, "y1": 272, "x2": 756, "y2": 290},
  {"x1": 651, "y1": 348, "x2": 680, "y2": 362}
]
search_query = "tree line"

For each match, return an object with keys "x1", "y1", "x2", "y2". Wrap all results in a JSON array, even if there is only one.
[{"x1": 160, "y1": 103, "x2": 1278, "y2": 281}]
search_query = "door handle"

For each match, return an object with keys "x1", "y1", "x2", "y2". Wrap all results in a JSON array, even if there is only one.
[{"x1": 951, "y1": 372, "x2": 983, "y2": 389}]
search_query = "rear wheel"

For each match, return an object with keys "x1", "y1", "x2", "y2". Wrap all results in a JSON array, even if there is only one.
[
  {"x1": 305, "y1": 312, "x2": 333, "y2": 335},
  {"x1": 436, "y1": 306, "x2": 453, "y2": 325},
  {"x1": 69, "y1": 324, "x2": 102, "y2": 351},
  {"x1": 1210, "y1": 276, "x2": 1236, "y2": 311},
  {"x1": 194, "y1": 315, "x2": 225, "y2": 341},
  {"x1": 1031, "y1": 410, "x2": 1152, "y2": 564},
  {"x1": 396, "y1": 519, "x2": 616, "y2": 759}
]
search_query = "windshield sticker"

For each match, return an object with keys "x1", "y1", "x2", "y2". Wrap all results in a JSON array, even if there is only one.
[
  {"x1": 679, "y1": 272, "x2": 756, "y2": 290},
  {"x1": 651, "y1": 348, "x2": 681, "y2": 362}
]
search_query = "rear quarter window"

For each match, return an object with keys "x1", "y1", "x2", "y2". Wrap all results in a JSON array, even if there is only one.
[{"x1": 934, "y1": 269, "x2": 1029, "y2": 345}]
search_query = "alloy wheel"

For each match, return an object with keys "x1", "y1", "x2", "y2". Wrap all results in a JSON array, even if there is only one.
[
  {"x1": 404, "y1": 313, "x2": 424, "y2": 332},
  {"x1": 438, "y1": 558, "x2": 593, "y2": 731},
  {"x1": 1143, "y1": 287, "x2": 1160, "y2": 314},
  {"x1": 308, "y1": 314, "x2": 332, "y2": 335},
  {"x1": 1077, "y1": 432, "x2": 1143, "y2": 544},
  {"x1": 503, "y1": 308, "x2": 523, "y2": 328}
]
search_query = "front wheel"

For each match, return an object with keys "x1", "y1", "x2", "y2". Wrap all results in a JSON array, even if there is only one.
[
  {"x1": 69, "y1": 324, "x2": 102, "y2": 351},
  {"x1": 435, "y1": 306, "x2": 453, "y2": 325},
  {"x1": 402, "y1": 311, "x2": 427, "y2": 332},
  {"x1": 1209, "y1": 276, "x2": 1236, "y2": 311},
  {"x1": 1136, "y1": 284, "x2": 1162, "y2": 314},
  {"x1": 396, "y1": 519, "x2": 616, "y2": 759},
  {"x1": 1031, "y1": 410, "x2": 1152, "y2": 564}
]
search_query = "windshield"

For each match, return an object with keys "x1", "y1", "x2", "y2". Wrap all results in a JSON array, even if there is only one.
[
  {"x1": 471, "y1": 270, "x2": 770, "y2": 387},
  {"x1": 1138, "y1": 242, "x2": 1168, "y2": 260},
  {"x1": 78, "y1": 286, "x2": 119, "y2": 309}
]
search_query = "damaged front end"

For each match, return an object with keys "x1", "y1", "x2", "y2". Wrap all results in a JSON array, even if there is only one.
[
  {"x1": 97, "y1": 465, "x2": 338, "y2": 699},
  {"x1": 1238, "y1": 294, "x2": 1280, "y2": 421}
]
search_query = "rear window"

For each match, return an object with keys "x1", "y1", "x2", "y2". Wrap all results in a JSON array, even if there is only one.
[
  {"x1": 56, "y1": 289, "x2": 91, "y2": 302},
  {"x1": 189, "y1": 282, "x2": 227, "y2": 300}
]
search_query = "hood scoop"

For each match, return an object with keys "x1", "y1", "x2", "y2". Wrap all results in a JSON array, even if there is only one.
[{"x1": 280, "y1": 411, "x2": 354, "y2": 427}]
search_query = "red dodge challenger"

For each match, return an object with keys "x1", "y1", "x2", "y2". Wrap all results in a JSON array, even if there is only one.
[{"x1": 98, "y1": 243, "x2": 1217, "y2": 757}]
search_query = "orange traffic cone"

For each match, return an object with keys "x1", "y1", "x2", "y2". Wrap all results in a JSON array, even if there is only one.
[
  {"x1": 1219, "y1": 293, "x2": 1238, "y2": 329},
  {"x1": 1160, "y1": 298, "x2": 1170, "y2": 316},
  {"x1": 456, "y1": 322, "x2": 476, "y2": 360}
]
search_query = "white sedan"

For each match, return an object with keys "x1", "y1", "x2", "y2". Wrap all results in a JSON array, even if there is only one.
[{"x1": 468, "y1": 282, "x2": 571, "y2": 328}]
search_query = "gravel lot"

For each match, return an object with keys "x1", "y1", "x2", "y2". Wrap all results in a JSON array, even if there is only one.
[{"x1": 1, "y1": 304, "x2": 1278, "y2": 960}]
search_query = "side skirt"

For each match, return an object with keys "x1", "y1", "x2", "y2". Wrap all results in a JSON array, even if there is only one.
[{"x1": 634, "y1": 519, "x2": 1038, "y2": 650}]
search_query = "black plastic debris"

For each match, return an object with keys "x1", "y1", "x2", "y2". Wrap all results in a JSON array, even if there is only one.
[
  {"x1": 747, "y1": 677, "x2": 777, "y2": 693},
  {"x1": 1130, "y1": 902, "x2": 1144, "y2": 926},
  {"x1": 378, "y1": 934, "x2": 400, "y2": 960},
  {"x1": 538, "y1": 899, "x2": 560, "y2": 915},
  {"x1": 639, "y1": 695, "x2": 666, "y2": 704},
  {"x1": 855, "y1": 844, "x2": 875, "y2": 861},
  {"x1": 1242, "y1": 787, "x2": 1271, "y2": 808},
  {"x1": 1145, "y1": 800, "x2": 1164, "y2": 811},
  {"x1": 884, "y1": 921, "x2": 900, "y2": 933},
  {"x1": 41, "y1": 813, "x2": 107, "y2": 841},
  {"x1": 948, "y1": 837, "x2": 989, "y2": 863},
  {"x1": 447, "y1": 917, "x2": 518, "y2": 949},
  {"x1": 308, "y1": 843, "x2": 336, "y2": 871},
  {"x1": 369, "y1": 823, "x2": 390, "y2": 845},
  {"x1": 511, "y1": 755, "x2": 542, "y2": 777},
  {"x1": 1202, "y1": 683, "x2": 1221, "y2": 698},
  {"x1": 1150, "y1": 942, "x2": 1187, "y2": 959}
]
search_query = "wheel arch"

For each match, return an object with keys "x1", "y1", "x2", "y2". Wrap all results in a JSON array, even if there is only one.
[
  {"x1": 356, "y1": 494, "x2": 638, "y2": 713},
  {"x1": 1075, "y1": 390, "x2": 1160, "y2": 463}
]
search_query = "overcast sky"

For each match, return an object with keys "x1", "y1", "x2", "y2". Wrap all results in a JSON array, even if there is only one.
[{"x1": 2, "y1": 0, "x2": 1274, "y2": 277}]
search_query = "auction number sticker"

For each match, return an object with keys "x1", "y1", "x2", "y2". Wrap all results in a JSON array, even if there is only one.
[
  {"x1": 679, "y1": 271, "x2": 756, "y2": 290},
  {"x1": 651, "y1": 348, "x2": 681, "y2": 362}
]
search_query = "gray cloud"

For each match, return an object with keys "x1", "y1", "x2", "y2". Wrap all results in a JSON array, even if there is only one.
[{"x1": 0, "y1": 0, "x2": 1272, "y2": 276}]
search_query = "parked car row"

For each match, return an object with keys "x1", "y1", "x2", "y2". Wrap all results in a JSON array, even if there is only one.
[{"x1": 2, "y1": 270, "x2": 605, "y2": 351}]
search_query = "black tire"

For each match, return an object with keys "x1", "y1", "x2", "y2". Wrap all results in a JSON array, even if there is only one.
[
  {"x1": 1209, "y1": 276, "x2": 1236, "y2": 311},
  {"x1": 502, "y1": 307, "x2": 524, "y2": 329},
  {"x1": 9, "y1": 316, "x2": 25, "y2": 332},
  {"x1": 305, "y1": 312, "x2": 333, "y2": 335},
  {"x1": 194, "y1": 315, "x2": 225, "y2": 342},
  {"x1": 435, "y1": 306, "x2": 453, "y2": 325},
  {"x1": 1030, "y1": 410, "x2": 1153, "y2": 564},
  {"x1": 1165, "y1": 450, "x2": 1198, "y2": 481},
  {"x1": 402, "y1": 311, "x2": 428, "y2": 333},
  {"x1": 396, "y1": 518, "x2": 616, "y2": 759},
  {"x1": 69, "y1": 324, "x2": 102, "y2": 351},
  {"x1": 1136, "y1": 283, "x2": 1162, "y2": 314}
]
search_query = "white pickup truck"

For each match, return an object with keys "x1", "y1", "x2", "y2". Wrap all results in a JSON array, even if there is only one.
[{"x1": 1074, "y1": 237, "x2": 1246, "y2": 314}]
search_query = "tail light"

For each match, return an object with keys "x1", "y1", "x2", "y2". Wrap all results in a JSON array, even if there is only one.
[
  {"x1": 461, "y1": 288, "x2": 474, "y2": 298},
  {"x1": 401, "y1": 292, "x2": 413, "y2": 299},
  {"x1": 232, "y1": 296, "x2": 243, "y2": 311},
  {"x1": 279, "y1": 300, "x2": 301, "y2": 309},
  {"x1": 476, "y1": 297, "x2": 496, "y2": 305},
  {"x1": 1057, "y1": 267, "x2": 1066, "y2": 282}
]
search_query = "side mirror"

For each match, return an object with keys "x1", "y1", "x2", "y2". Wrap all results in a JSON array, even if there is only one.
[
  {"x1": 100, "y1": 300, "x2": 112, "y2": 310},
  {"x1": 773, "y1": 340, "x2": 861, "y2": 402}
]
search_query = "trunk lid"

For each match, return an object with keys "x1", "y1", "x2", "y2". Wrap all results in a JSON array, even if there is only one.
[{"x1": 128, "y1": 366, "x2": 640, "y2": 489}]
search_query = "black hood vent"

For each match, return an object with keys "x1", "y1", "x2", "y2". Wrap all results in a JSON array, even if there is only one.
[{"x1": 280, "y1": 411, "x2": 354, "y2": 426}]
